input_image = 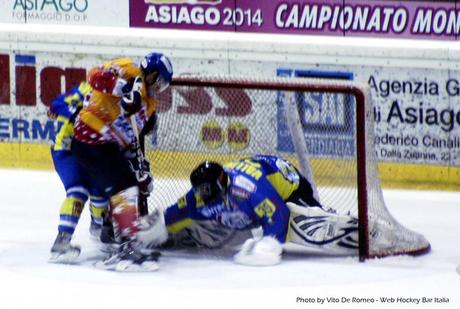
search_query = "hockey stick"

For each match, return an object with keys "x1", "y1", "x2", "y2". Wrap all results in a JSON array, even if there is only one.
[{"x1": 130, "y1": 114, "x2": 149, "y2": 216}]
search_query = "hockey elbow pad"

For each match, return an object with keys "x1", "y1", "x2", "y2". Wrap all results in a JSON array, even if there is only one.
[{"x1": 88, "y1": 67, "x2": 128, "y2": 96}]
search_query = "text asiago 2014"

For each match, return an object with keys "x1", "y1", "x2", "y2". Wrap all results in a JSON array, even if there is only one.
[{"x1": 145, "y1": 5, "x2": 263, "y2": 27}]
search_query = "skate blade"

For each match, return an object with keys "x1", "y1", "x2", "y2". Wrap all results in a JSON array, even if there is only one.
[
  {"x1": 48, "y1": 249, "x2": 81, "y2": 264},
  {"x1": 94, "y1": 260, "x2": 159, "y2": 272}
]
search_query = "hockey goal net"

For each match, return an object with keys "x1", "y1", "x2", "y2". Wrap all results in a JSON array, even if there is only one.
[{"x1": 144, "y1": 74, "x2": 430, "y2": 260}]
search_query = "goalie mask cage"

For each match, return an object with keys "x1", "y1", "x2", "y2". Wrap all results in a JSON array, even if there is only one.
[{"x1": 145, "y1": 75, "x2": 430, "y2": 261}]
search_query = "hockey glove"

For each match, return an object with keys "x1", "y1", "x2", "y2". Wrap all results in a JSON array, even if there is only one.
[
  {"x1": 120, "y1": 76, "x2": 143, "y2": 116},
  {"x1": 234, "y1": 236, "x2": 283, "y2": 266},
  {"x1": 125, "y1": 150, "x2": 154, "y2": 195},
  {"x1": 138, "y1": 171, "x2": 153, "y2": 195},
  {"x1": 113, "y1": 78, "x2": 129, "y2": 96}
]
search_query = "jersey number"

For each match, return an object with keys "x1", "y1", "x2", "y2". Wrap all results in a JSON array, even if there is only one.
[{"x1": 255, "y1": 199, "x2": 276, "y2": 219}]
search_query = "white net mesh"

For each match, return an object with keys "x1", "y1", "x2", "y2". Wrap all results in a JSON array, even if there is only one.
[{"x1": 145, "y1": 75, "x2": 430, "y2": 259}]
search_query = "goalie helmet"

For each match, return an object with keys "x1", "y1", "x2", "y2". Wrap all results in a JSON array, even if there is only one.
[
  {"x1": 140, "y1": 52, "x2": 173, "y2": 94},
  {"x1": 190, "y1": 161, "x2": 227, "y2": 204}
]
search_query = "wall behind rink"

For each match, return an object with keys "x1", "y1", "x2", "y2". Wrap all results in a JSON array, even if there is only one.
[{"x1": 0, "y1": 24, "x2": 459, "y2": 190}]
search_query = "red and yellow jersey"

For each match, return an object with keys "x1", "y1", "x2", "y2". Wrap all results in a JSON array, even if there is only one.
[{"x1": 74, "y1": 58, "x2": 157, "y2": 148}]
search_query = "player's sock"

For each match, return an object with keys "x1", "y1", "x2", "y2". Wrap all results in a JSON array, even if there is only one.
[
  {"x1": 57, "y1": 197, "x2": 84, "y2": 235},
  {"x1": 95, "y1": 187, "x2": 162, "y2": 271},
  {"x1": 110, "y1": 186, "x2": 140, "y2": 241},
  {"x1": 89, "y1": 196, "x2": 109, "y2": 239}
]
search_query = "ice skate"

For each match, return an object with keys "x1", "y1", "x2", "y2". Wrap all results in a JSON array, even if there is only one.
[
  {"x1": 49, "y1": 232, "x2": 81, "y2": 264},
  {"x1": 94, "y1": 239, "x2": 160, "y2": 272}
]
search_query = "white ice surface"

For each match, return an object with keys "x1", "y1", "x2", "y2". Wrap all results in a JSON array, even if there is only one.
[{"x1": 0, "y1": 169, "x2": 459, "y2": 309}]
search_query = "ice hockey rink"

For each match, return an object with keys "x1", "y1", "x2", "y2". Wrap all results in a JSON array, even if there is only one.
[{"x1": 0, "y1": 168, "x2": 459, "y2": 309}]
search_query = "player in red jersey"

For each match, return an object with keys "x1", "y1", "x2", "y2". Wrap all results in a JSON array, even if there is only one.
[{"x1": 71, "y1": 52, "x2": 173, "y2": 271}]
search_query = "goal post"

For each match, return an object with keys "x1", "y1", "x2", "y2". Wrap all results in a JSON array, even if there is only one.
[{"x1": 144, "y1": 74, "x2": 431, "y2": 260}]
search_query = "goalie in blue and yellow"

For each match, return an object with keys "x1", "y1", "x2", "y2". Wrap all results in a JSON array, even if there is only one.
[{"x1": 160, "y1": 155, "x2": 360, "y2": 266}]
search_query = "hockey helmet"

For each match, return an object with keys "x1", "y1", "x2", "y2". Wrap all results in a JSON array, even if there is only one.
[
  {"x1": 190, "y1": 161, "x2": 227, "y2": 204},
  {"x1": 140, "y1": 52, "x2": 173, "y2": 94}
]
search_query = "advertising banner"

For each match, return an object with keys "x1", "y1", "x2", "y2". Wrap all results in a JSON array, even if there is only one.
[
  {"x1": 130, "y1": 0, "x2": 460, "y2": 40},
  {"x1": 274, "y1": 65, "x2": 460, "y2": 167},
  {"x1": 1, "y1": 49, "x2": 459, "y2": 167},
  {"x1": 0, "y1": 52, "x2": 89, "y2": 144},
  {"x1": 0, "y1": 0, "x2": 129, "y2": 27},
  {"x1": 0, "y1": 51, "x2": 273, "y2": 157},
  {"x1": 276, "y1": 69, "x2": 357, "y2": 160},
  {"x1": 154, "y1": 87, "x2": 277, "y2": 155}
]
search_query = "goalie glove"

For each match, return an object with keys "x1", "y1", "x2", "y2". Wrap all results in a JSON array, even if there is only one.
[
  {"x1": 135, "y1": 208, "x2": 168, "y2": 248},
  {"x1": 120, "y1": 76, "x2": 143, "y2": 116},
  {"x1": 234, "y1": 236, "x2": 283, "y2": 266}
]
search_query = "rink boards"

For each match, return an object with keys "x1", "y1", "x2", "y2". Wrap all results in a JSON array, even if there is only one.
[
  {"x1": 1, "y1": 143, "x2": 458, "y2": 191},
  {"x1": 0, "y1": 25, "x2": 460, "y2": 190}
]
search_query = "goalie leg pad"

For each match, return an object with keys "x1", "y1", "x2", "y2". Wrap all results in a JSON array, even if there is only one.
[{"x1": 287, "y1": 202, "x2": 359, "y2": 254}]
